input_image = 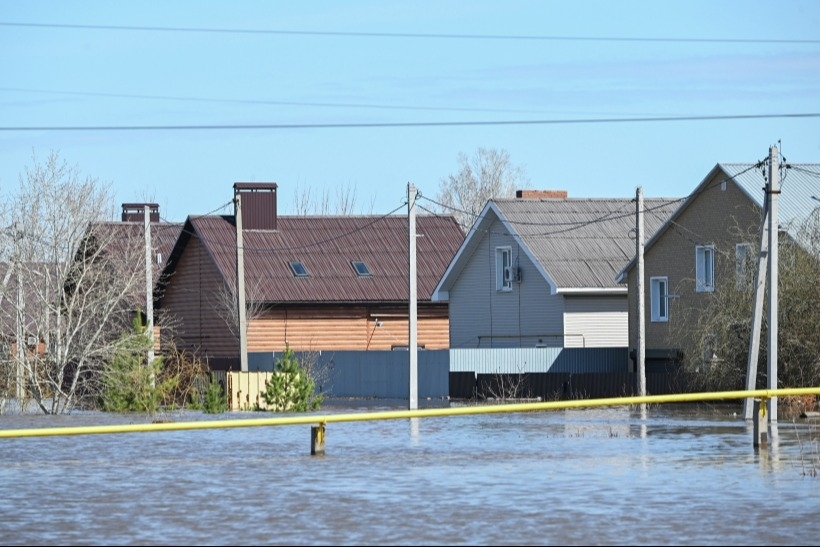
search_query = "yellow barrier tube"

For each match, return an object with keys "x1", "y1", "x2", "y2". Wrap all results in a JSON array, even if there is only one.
[{"x1": 1, "y1": 387, "x2": 819, "y2": 439}]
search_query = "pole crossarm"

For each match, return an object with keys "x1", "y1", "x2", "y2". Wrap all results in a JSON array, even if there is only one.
[{"x1": 1, "y1": 388, "x2": 819, "y2": 440}]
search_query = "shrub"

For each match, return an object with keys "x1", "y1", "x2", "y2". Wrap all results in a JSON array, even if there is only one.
[
  {"x1": 100, "y1": 320, "x2": 177, "y2": 414},
  {"x1": 262, "y1": 347, "x2": 323, "y2": 412},
  {"x1": 200, "y1": 375, "x2": 228, "y2": 414}
]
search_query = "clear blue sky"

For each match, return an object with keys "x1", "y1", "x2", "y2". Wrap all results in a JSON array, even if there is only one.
[{"x1": 1, "y1": 0, "x2": 819, "y2": 222}]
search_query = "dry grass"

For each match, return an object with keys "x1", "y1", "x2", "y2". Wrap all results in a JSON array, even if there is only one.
[{"x1": 780, "y1": 395, "x2": 819, "y2": 420}]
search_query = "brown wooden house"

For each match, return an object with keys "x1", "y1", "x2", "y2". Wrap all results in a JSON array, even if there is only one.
[
  {"x1": 84, "y1": 204, "x2": 183, "y2": 348},
  {"x1": 156, "y1": 183, "x2": 465, "y2": 370}
]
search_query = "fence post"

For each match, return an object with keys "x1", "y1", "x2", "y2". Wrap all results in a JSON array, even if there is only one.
[
  {"x1": 753, "y1": 399, "x2": 768, "y2": 448},
  {"x1": 311, "y1": 423, "x2": 326, "y2": 456}
]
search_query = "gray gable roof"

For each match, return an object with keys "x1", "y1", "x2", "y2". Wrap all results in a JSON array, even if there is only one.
[
  {"x1": 434, "y1": 196, "x2": 680, "y2": 297},
  {"x1": 723, "y1": 162, "x2": 820, "y2": 239},
  {"x1": 616, "y1": 162, "x2": 820, "y2": 281}
]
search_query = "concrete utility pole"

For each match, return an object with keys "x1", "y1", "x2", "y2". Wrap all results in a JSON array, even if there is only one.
[
  {"x1": 235, "y1": 190, "x2": 248, "y2": 372},
  {"x1": 636, "y1": 187, "x2": 646, "y2": 407},
  {"x1": 408, "y1": 183, "x2": 418, "y2": 411},
  {"x1": 742, "y1": 192, "x2": 770, "y2": 420},
  {"x1": 767, "y1": 145, "x2": 780, "y2": 422},
  {"x1": 13, "y1": 226, "x2": 24, "y2": 401},
  {"x1": 742, "y1": 144, "x2": 779, "y2": 422},
  {"x1": 144, "y1": 205, "x2": 155, "y2": 368}
]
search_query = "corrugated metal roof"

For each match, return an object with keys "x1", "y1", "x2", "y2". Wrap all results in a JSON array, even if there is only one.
[
  {"x1": 185, "y1": 214, "x2": 464, "y2": 303},
  {"x1": 492, "y1": 198, "x2": 680, "y2": 289},
  {"x1": 92, "y1": 221, "x2": 183, "y2": 276},
  {"x1": 720, "y1": 162, "x2": 820, "y2": 239},
  {"x1": 617, "y1": 161, "x2": 820, "y2": 280}
]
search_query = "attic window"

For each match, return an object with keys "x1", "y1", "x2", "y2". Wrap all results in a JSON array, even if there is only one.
[
  {"x1": 351, "y1": 260, "x2": 372, "y2": 276},
  {"x1": 289, "y1": 261, "x2": 309, "y2": 277}
]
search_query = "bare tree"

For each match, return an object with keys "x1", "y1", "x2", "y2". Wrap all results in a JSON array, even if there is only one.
[
  {"x1": 668, "y1": 211, "x2": 820, "y2": 396},
  {"x1": 0, "y1": 151, "x2": 149, "y2": 413},
  {"x1": 209, "y1": 279, "x2": 268, "y2": 341},
  {"x1": 293, "y1": 181, "x2": 369, "y2": 215},
  {"x1": 482, "y1": 369, "x2": 532, "y2": 403},
  {"x1": 436, "y1": 147, "x2": 528, "y2": 233}
]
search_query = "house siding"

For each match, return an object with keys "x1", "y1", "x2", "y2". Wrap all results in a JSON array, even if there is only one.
[
  {"x1": 626, "y1": 175, "x2": 762, "y2": 362},
  {"x1": 159, "y1": 236, "x2": 238, "y2": 359},
  {"x1": 247, "y1": 304, "x2": 450, "y2": 351},
  {"x1": 448, "y1": 216, "x2": 563, "y2": 349},
  {"x1": 564, "y1": 295, "x2": 628, "y2": 347}
]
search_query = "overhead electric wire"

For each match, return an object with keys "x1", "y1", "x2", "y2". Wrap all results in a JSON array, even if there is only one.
[
  {"x1": 165, "y1": 202, "x2": 408, "y2": 254},
  {"x1": 2, "y1": 112, "x2": 819, "y2": 132},
  {"x1": 0, "y1": 86, "x2": 541, "y2": 115},
  {"x1": 2, "y1": 21, "x2": 819, "y2": 44}
]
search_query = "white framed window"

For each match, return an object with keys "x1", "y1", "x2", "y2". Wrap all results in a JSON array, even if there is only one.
[
  {"x1": 735, "y1": 243, "x2": 754, "y2": 290},
  {"x1": 695, "y1": 245, "x2": 715, "y2": 292},
  {"x1": 650, "y1": 276, "x2": 669, "y2": 322},
  {"x1": 496, "y1": 247, "x2": 512, "y2": 291}
]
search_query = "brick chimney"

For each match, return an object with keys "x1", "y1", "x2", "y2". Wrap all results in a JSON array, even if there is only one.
[
  {"x1": 121, "y1": 203, "x2": 160, "y2": 222},
  {"x1": 233, "y1": 182, "x2": 278, "y2": 230},
  {"x1": 515, "y1": 190, "x2": 568, "y2": 199}
]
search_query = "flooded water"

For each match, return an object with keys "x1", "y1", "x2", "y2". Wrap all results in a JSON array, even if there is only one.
[{"x1": 1, "y1": 400, "x2": 818, "y2": 546}]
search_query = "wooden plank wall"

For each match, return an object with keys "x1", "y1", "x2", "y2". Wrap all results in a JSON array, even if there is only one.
[{"x1": 248, "y1": 305, "x2": 450, "y2": 352}]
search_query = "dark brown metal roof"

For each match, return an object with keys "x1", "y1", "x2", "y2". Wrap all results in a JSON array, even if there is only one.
[
  {"x1": 93, "y1": 221, "x2": 184, "y2": 273},
  {"x1": 182, "y1": 214, "x2": 464, "y2": 303}
]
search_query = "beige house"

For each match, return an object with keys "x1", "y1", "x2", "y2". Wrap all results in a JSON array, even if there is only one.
[{"x1": 616, "y1": 161, "x2": 820, "y2": 371}]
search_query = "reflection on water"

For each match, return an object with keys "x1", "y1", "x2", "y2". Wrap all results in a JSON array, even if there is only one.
[{"x1": 1, "y1": 402, "x2": 819, "y2": 546}]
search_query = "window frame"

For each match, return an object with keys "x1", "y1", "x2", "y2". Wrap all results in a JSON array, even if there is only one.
[
  {"x1": 496, "y1": 246, "x2": 513, "y2": 291},
  {"x1": 650, "y1": 276, "x2": 669, "y2": 322},
  {"x1": 351, "y1": 260, "x2": 372, "y2": 277},
  {"x1": 695, "y1": 245, "x2": 715, "y2": 293},
  {"x1": 288, "y1": 260, "x2": 310, "y2": 277}
]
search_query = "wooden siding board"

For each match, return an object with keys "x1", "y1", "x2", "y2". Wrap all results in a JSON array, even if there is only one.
[{"x1": 247, "y1": 304, "x2": 450, "y2": 352}]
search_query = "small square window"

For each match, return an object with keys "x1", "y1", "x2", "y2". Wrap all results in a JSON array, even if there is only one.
[
  {"x1": 351, "y1": 260, "x2": 372, "y2": 276},
  {"x1": 289, "y1": 261, "x2": 309, "y2": 277}
]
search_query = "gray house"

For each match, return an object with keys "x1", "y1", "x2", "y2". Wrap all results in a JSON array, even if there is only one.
[{"x1": 432, "y1": 190, "x2": 679, "y2": 349}]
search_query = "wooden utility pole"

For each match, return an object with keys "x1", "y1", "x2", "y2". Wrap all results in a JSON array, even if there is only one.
[{"x1": 408, "y1": 183, "x2": 418, "y2": 410}]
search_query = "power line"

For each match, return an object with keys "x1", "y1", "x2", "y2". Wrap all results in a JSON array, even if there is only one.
[
  {"x1": 2, "y1": 22, "x2": 819, "y2": 44},
  {"x1": 0, "y1": 86, "x2": 542, "y2": 115},
  {"x1": 166, "y1": 202, "x2": 408, "y2": 254},
  {"x1": 2, "y1": 112, "x2": 819, "y2": 132}
]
